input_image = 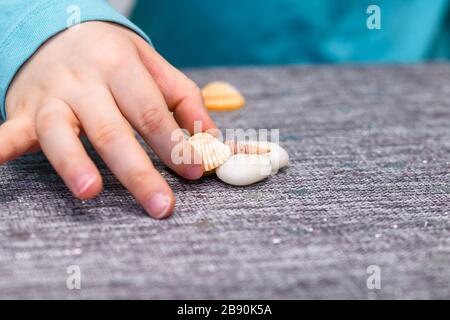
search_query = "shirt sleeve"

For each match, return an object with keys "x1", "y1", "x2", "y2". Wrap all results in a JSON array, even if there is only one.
[{"x1": 0, "y1": 0, "x2": 151, "y2": 120}]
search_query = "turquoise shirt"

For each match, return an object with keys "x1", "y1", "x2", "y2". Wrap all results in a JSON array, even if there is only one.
[
  {"x1": 132, "y1": 0, "x2": 450, "y2": 67},
  {"x1": 1, "y1": 0, "x2": 450, "y2": 119}
]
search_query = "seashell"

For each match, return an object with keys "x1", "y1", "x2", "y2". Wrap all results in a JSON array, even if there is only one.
[
  {"x1": 216, "y1": 154, "x2": 272, "y2": 186},
  {"x1": 202, "y1": 81, "x2": 246, "y2": 111},
  {"x1": 246, "y1": 141, "x2": 289, "y2": 173},
  {"x1": 223, "y1": 141, "x2": 288, "y2": 173},
  {"x1": 188, "y1": 132, "x2": 232, "y2": 172},
  {"x1": 224, "y1": 141, "x2": 271, "y2": 155}
]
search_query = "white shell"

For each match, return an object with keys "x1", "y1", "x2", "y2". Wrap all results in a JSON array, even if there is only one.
[
  {"x1": 216, "y1": 154, "x2": 272, "y2": 186},
  {"x1": 188, "y1": 133, "x2": 231, "y2": 172},
  {"x1": 225, "y1": 140, "x2": 271, "y2": 155},
  {"x1": 246, "y1": 141, "x2": 289, "y2": 173}
]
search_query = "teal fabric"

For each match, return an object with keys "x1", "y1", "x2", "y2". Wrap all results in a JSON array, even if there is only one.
[
  {"x1": 132, "y1": 0, "x2": 450, "y2": 67},
  {"x1": 0, "y1": 0, "x2": 149, "y2": 120}
]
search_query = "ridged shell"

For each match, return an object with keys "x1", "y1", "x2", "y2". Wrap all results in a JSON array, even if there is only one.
[
  {"x1": 188, "y1": 133, "x2": 232, "y2": 172},
  {"x1": 225, "y1": 141, "x2": 271, "y2": 155},
  {"x1": 202, "y1": 81, "x2": 246, "y2": 111}
]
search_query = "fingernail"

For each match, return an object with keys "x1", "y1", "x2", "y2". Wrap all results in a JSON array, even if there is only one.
[
  {"x1": 74, "y1": 173, "x2": 96, "y2": 196},
  {"x1": 184, "y1": 164, "x2": 204, "y2": 180},
  {"x1": 146, "y1": 193, "x2": 171, "y2": 219}
]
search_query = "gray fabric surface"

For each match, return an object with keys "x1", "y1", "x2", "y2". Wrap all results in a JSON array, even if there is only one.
[{"x1": 0, "y1": 64, "x2": 449, "y2": 299}]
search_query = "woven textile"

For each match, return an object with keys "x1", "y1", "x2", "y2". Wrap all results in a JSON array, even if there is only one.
[{"x1": 0, "y1": 64, "x2": 449, "y2": 299}]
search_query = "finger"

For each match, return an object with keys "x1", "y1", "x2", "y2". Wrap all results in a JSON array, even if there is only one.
[
  {"x1": 0, "y1": 118, "x2": 37, "y2": 165},
  {"x1": 69, "y1": 88, "x2": 175, "y2": 219},
  {"x1": 132, "y1": 37, "x2": 216, "y2": 133},
  {"x1": 35, "y1": 98, "x2": 102, "y2": 200},
  {"x1": 109, "y1": 62, "x2": 204, "y2": 180}
]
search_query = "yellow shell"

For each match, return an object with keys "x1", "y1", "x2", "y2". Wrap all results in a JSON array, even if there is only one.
[
  {"x1": 188, "y1": 133, "x2": 232, "y2": 172},
  {"x1": 202, "y1": 81, "x2": 246, "y2": 111},
  {"x1": 225, "y1": 141, "x2": 271, "y2": 155}
]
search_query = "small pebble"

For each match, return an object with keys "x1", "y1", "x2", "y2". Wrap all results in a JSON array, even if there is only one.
[
  {"x1": 272, "y1": 238, "x2": 282, "y2": 245},
  {"x1": 216, "y1": 154, "x2": 272, "y2": 186}
]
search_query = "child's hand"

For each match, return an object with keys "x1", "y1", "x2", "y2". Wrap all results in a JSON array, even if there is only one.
[{"x1": 1, "y1": 21, "x2": 216, "y2": 219}]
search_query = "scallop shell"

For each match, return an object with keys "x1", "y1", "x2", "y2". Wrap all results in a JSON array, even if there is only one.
[
  {"x1": 225, "y1": 141, "x2": 271, "y2": 155},
  {"x1": 188, "y1": 132, "x2": 232, "y2": 172},
  {"x1": 202, "y1": 81, "x2": 246, "y2": 111}
]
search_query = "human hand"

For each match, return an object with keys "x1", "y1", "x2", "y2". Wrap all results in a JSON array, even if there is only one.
[{"x1": 1, "y1": 21, "x2": 216, "y2": 219}]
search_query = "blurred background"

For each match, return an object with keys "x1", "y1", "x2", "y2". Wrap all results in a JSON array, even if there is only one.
[
  {"x1": 109, "y1": 0, "x2": 450, "y2": 68},
  {"x1": 109, "y1": 0, "x2": 135, "y2": 16}
]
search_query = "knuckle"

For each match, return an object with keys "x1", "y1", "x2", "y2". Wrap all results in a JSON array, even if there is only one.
[
  {"x1": 187, "y1": 79, "x2": 202, "y2": 96},
  {"x1": 102, "y1": 50, "x2": 128, "y2": 69},
  {"x1": 92, "y1": 123, "x2": 122, "y2": 148},
  {"x1": 139, "y1": 106, "x2": 165, "y2": 136},
  {"x1": 18, "y1": 118, "x2": 38, "y2": 146},
  {"x1": 36, "y1": 110, "x2": 60, "y2": 135},
  {"x1": 36, "y1": 101, "x2": 70, "y2": 135},
  {"x1": 91, "y1": 39, "x2": 131, "y2": 70},
  {"x1": 6, "y1": 97, "x2": 32, "y2": 119}
]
